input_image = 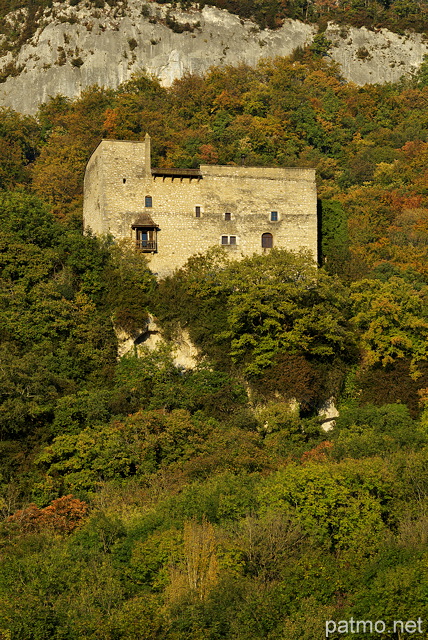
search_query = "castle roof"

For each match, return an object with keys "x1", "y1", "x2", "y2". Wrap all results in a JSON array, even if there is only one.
[{"x1": 131, "y1": 213, "x2": 159, "y2": 228}]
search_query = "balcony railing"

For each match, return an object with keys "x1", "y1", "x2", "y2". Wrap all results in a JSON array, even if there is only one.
[{"x1": 136, "y1": 241, "x2": 157, "y2": 252}]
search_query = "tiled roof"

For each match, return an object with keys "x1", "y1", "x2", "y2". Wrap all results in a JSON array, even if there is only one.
[{"x1": 131, "y1": 213, "x2": 159, "y2": 228}]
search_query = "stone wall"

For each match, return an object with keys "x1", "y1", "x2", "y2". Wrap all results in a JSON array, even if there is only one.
[{"x1": 83, "y1": 137, "x2": 317, "y2": 276}]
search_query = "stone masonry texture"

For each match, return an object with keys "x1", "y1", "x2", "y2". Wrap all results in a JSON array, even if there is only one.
[{"x1": 83, "y1": 136, "x2": 318, "y2": 277}]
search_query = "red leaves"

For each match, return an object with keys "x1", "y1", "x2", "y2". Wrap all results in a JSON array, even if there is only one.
[
  {"x1": 301, "y1": 441, "x2": 333, "y2": 464},
  {"x1": 102, "y1": 108, "x2": 118, "y2": 138},
  {"x1": 199, "y1": 144, "x2": 219, "y2": 164},
  {"x1": 8, "y1": 495, "x2": 89, "y2": 535}
]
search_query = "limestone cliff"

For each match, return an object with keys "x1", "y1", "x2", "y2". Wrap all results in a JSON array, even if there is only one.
[
  {"x1": 0, "y1": 0, "x2": 426, "y2": 114},
  {"x1": 115, "y1": 315, "x2": 199, "y2": 370}
]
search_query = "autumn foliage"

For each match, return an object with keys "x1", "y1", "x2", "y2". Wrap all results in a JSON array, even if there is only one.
[
  {"x1": 1, "y1": 45, "x2": 428, "y2": 640},
  {"x1": 8, "y1": 495, "x2": 89, "y2": 534}
]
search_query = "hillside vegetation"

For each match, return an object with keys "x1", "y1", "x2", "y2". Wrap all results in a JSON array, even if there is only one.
[
  {"x1": 2, "y1": 50, "x2": 428, "y2": 638},
  {"x1": 1, "y1": 0, "x2": 428, "y2": 40}
]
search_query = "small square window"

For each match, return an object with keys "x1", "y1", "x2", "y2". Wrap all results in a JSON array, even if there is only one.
[
  {"x1": 221, "y1": 236, "x2": 228, "y2": 245},
  {"x1": 145, "y1": 195, "x2": 152, "y2": 208},
  {"x1": 229, "y1": 236, "x2": 236, "y2": 245},
  {"x1": 224, "y1": 212, "x2": 231, "y2": 221},
  {"x1": 195, "y1": 206, "x2": 201, "y2": 217},
  {"x1": 270, "y1": 211, "x2": 278, "y2": 221}
]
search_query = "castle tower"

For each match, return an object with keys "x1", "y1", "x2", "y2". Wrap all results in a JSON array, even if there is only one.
[{"x1": 83, "y1": 138, "x2": 152, "y2": 236}]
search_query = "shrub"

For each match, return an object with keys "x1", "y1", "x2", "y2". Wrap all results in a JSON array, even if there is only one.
[{"x1": 8, "y1": 495, "x2": 89, "y2": 534}]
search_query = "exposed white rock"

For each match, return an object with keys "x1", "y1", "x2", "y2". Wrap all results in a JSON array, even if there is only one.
[
  {"x1": 114, "y1": 315, "x2": 163, "y2": 359},
  {"x1": 0, "y1": 1, "x2": 311, "y2": 114},
  {"x1": 0, "y1": 1, "x2": 426, "y2": 114},
  {"x1": 318, "y1": 396, "x2": 339, "y2": 432},
  {"x1": 115, "y1": 325, "x2": 140, "y2": 358},
  {"x1": 170, "y1": 327, "x2": 199, "y2": 370},
  {"x1": 135, "y1": 315, "x2": 164, "y2": 354},
  {"x1": 326, "y1": 22, "x2": 428, "y2": 85},
  {"x1": 115, "y1": 314, "x2": 199, "y2": 370}
]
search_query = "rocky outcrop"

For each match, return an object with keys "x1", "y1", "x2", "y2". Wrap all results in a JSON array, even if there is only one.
[
  {"x1": 326, "y1": 22, "x2": 428, "y2": 85},
  {"x1": 115, "y1": 315, "x2": 199, "y2": 370},
  {"x1": 318, "y1": 396, "x2": 339, "y2": 432},
  {"x1": 0, "y1": 1, "x2": 426, "y2": 114},
  {"x1": 136, "y1": 319, "x2": 199, "y2": 370},
  {"x1": 0, "y1": 1, "x2": 315, "y2": 114}
]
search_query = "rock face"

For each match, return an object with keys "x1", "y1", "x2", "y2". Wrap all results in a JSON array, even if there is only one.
[
  {"x1": 0, "y1": 1, "x2": 426, "y2": 114},
  {"x1": 318, "y1": 396, "x2": 339, "y2": 432},
  {"x1": 0, "y1": 1, "x2": 314, "y2": 114},
  {"x1": 115, "y1": 314, "x2": 199, "y2": 370},
  {"x1": 325, "y1": 22, "x2": 428, "y2": 85}
]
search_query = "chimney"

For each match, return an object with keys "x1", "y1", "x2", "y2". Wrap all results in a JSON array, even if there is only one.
[{"x1": 145, "y1": 132, "x2": 151, "y2": 175}]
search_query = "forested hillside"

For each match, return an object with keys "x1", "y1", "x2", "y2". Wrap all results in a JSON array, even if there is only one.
[{"x1": 2, "y1": 49, "x2": 428, "y2": 638}]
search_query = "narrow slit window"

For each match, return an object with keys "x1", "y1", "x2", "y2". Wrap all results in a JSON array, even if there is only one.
[
  {"x1": 195, "y1": 206, "x2": 201, "y2": 217},
  {"x1": 224, "y1": 212, "x2": 231, "y2": 221},
  {"x1": 145, "y1": 195, "x2": 153, "y2": 208},
  {"x1": 270, "y1": 211, "x2": 278, "y2": 221},
  {"x1": 123, "y1": 178, "x2": 127, "y2": 184}
]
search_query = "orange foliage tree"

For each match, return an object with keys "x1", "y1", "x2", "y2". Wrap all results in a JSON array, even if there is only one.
[{"x1": 8, "y1": 495, "x2": 89, "y2": 534}]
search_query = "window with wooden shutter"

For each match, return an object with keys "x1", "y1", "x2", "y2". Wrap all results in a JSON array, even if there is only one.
[{"x1": 262, "y1": 233, "x2": 273, "y2": 248}]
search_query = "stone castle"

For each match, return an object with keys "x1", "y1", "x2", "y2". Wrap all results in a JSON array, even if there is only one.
[{"x1": 83, "y1": 135, "x2": 318, "y2": 276}]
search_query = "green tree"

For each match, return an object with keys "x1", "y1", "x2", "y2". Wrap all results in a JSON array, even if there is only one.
[
  {"x1": 259, "y1": 458, "x2": 392, "y2": 556},
  {"x1": 223, "y1": 249, "x2": 354, "y2": 376},
  {"x1": 350, "y1": 276, "x2": 428, "y2": 375}
]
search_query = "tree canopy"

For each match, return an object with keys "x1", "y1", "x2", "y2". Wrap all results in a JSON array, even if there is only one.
[{"x1": 1, "y1": 47, "x2": 428, "y2": 639}]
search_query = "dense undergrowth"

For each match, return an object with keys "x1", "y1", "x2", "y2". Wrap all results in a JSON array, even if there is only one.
[{"x1": 2, "y1": 49, "x2": 428, "y2": 638}]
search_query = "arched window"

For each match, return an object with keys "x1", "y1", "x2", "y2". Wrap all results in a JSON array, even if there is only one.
[
  {"x1": 262, "y1": 233, "x2": 273, "y2": 249},
  {"x1": 145, "y1": 195, "x2": 152, "y2": 208}
]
